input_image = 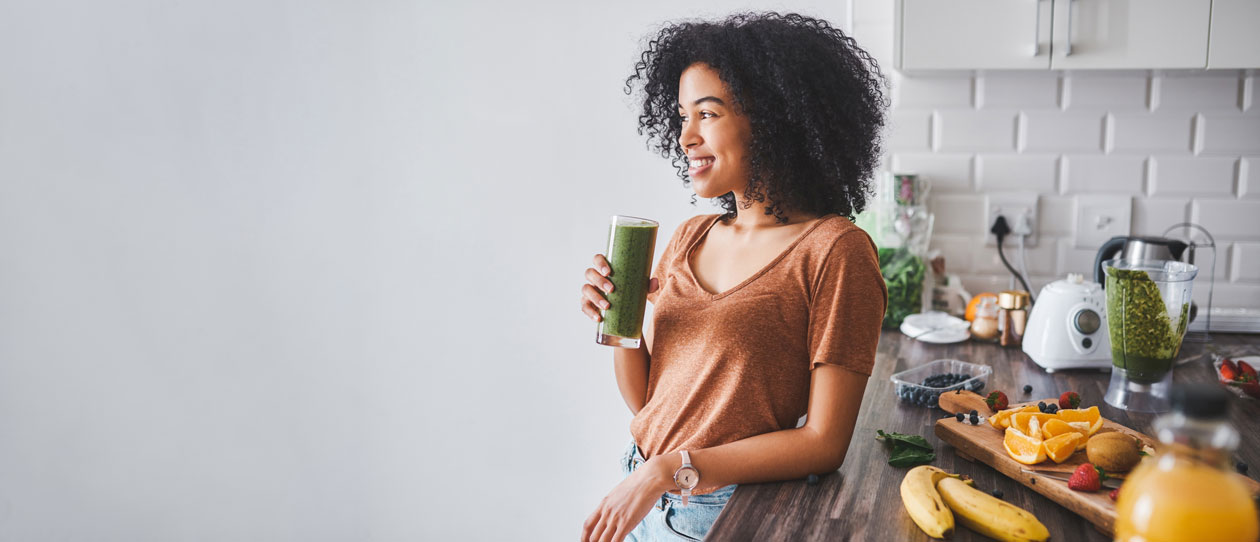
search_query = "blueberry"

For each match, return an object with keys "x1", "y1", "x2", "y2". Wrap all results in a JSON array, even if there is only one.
[
  {"x1": 807, "y1": 474, "x2": 820, "y2": 486},
  {"x1": 969, "y1": 413, "x2": 980, "y2": 425},
  {"x1": 1237, "y1": 461, "x2": 1249, "y2": 474},
  {"x1": 1023, "y1": 384, "x2": 1033, "y2": 394},
  {"x1": 1046, "y1": 404, "x2": 1059, "y2": 414},
  {"x1": 991, "y1": 489, "x2": 1004, "y2": 499},
  {"x1": 970, "y1": 409, "x2": 978, "y2": 416},
  {"x1": 1038, "y1": 401, "x2": 1047, "y2": 413},
  {"x1": 956, "y1": 412, "x2": 965, "y2": 422},
  {"x1": 960, "y1": 373, "x2": 971, "y2": 380}
]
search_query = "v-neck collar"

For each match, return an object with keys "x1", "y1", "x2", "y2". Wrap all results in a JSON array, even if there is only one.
[{"x1": 684, "y1": 213, "x2": 838, "y2": 300}]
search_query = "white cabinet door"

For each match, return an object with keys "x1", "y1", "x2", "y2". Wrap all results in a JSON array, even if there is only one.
[
  {"x1": 898, "y1": 0, "x2": 1052, "y2": 70},
  {"x1": 1050, "y1": 0, "x2": 1210, "y2": 69},
  {"x1": 1208, "y1": 0, "x2": 1260, "y2": 68}
]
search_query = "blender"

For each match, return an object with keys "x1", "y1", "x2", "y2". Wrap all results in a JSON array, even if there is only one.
[{"x1": 1102, "y1": 258, "x2": 1197, "y2": 412}]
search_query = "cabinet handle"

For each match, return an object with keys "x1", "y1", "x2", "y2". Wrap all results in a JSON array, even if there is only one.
[
  {"x1": 1065, "y1": 0, "x2": 1075, "y2": 56},
  {"x1": 1031, "y1": 0, "x2": 1040, "y2": 56}
]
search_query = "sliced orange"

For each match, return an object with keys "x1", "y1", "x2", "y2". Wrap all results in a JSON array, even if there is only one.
[
  {"x1": 1057, "y1": 406, "x2": 1104, "y2": 436},
  {"x1": 1044, "y1": 432, "x2": 1083, "y2": 463},
  {"x1": 1011, "y1": 412, "x2": 1054, "y2": 436},
  {"x1": 1003, "y1": 427, "x2": 1047, "y2": 465},
  {"x1": 1042, "y1": 418, "x2": 1085, "y2": 438},
  {"x1": 988, "y1": 404, "x2": 1039, "y2": 429}
]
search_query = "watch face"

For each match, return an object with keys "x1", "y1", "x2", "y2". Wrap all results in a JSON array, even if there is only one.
[{"x1": 676, "y1": 467, "x2": 699, "y2": 489}]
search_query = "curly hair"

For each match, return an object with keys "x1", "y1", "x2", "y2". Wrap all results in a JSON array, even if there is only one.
[{"x1": 625, "y1": 12, "x2": 889, "y2": 223}]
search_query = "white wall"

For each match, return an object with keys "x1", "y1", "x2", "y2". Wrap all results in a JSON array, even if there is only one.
[
  {"x1": 0, "y1": 1, "x2": 851, "y2": 540},
  {"x1": 853, "y1": 1, "x2": 1260, "y2": 308}
]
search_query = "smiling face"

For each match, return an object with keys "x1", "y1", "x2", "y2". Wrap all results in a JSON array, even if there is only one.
[{"x1": 677, "y1": 63, "x2": 753, "y2": 200}]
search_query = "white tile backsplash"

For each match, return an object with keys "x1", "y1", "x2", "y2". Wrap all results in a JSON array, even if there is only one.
[
  {"x1": 928, "y1": 194, "x2": 986, "y2": 234},
  {"x1": 891, "y1": 153, "x2": 972, "y2": 192},
  {"x1": 894, "y1": 74, "x2": 972, "y2": 109},
  {"x1": 1155, "y1": 72, "x2": 1243, "y2": 111},
  {"x1": 978, "y1": 73, "x2": 1060, "y2": 109},
  {"x1": 1020, "y1": 112, "x2": 1105, "y2": 153},
  {"x1": 1149, "y1": 156, "x2": 1237, "y2": 197},
  {"x1": 976, "y1": 154, "x2": 1057, "y2": 193},
  {"x1": 886, "y1": 110, "x2": 932, "y2": 151},
  {"x1": 1132, "y1": 198, "x2": 1191, "y2": 236},
  {"x1": 1039, "y1": 195, "x2": 1075, "y2": 236},
  {"x1": 1241, "y1": 156, "x2": 1258, "y2": 199},
  {"x1": 1191, "y1": 199, "x2": 1260, "y2": 239},
  {"x1": 1108, "y1": 113, "x2": 1195, "y2": 154},
  {"x1": 1198, "y1": 114, "x2": 1260, "y2": 155},
  {"x1": 1062, "y1": 155, "x2": 1146, "y2": 194},
  {"x1": 1064, "y1": 74, "x2": 1149, "y2": 110},
  {"x1": 1235, "y1": 243, "x2": 1260, "y2": 282},
  {"x1": 935, "y1": 111, "x2": 1017, "y2": 151}
]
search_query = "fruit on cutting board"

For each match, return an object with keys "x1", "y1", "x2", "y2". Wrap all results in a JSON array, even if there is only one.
[
  {"x1": 1044, "y1": 432, "x2": 1084, "y2": 464},
  {"x1": 1003, "y1": 427, "x2": 1047, "y2": 465},
  {"x1": 899, "y1": 465, "x2": 959, "y2": 539},
  {"x1": 937, "y1": 476, "x2": 1051, "y2": 542},
  {"x1": 1086, "y1": 431, "x2": 1143, "y2": 472},
  {"x1": 988, "y1": 404, "x2": 1039, "y2": 429},
  {"x1": 1067, "y1": 463, "x2": 1106, "y2": 492}
]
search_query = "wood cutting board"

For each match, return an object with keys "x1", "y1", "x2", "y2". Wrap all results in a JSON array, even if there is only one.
[{"x1": 936, "y1": 390, "x2": 1260, "y2": 536}]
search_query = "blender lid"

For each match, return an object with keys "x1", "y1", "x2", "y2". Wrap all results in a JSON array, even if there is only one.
[{"x1": 1102, "y1": 258, "x2": 1198, "y2": 282}]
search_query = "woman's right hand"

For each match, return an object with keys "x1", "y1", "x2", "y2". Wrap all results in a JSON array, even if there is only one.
[{"x1": 581, "y1": 254, "x2": 659, "y2": 322}]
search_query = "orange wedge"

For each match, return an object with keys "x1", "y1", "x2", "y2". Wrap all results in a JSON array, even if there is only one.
[
  {"x1": 1003, "y1": 427, "x2": 1047, "y2": 465},
  {"x1": 1044, "y1": 432, "x2": 1083, "y2": 463},
  {"x1": 1011, "y1": 412, "x2": 1054, "y2": 436},
  {"x1": 1043, "y1": 419, "x2": 1090, "y2": 450},
  {"x1": 1058, "y1": 406, "x2": 1104, "y2": 436},
  {"x1": 988, "y1": 404, "x2": 1038, "y2": 429}
]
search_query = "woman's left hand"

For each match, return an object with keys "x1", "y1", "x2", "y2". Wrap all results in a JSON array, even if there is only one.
[{"x1": 580, "y1": 459, "x2": 670, "y2": 542}]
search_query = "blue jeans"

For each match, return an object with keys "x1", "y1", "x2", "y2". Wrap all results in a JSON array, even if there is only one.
[{"x1": 620, "y1": 440, "x2": 737, "y2": 541}]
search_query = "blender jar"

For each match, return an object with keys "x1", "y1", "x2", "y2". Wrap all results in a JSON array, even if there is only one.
[{"x1": 1103, "y1": 258, "x2": 1197, "y2": 412}]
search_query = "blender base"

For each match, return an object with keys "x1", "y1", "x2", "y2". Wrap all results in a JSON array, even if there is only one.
[{"x1": 1104, "y1": 367, "x2": 1173, "y2": 412}]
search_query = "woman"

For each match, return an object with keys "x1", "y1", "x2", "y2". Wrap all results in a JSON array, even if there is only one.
[{"x1": 579, "y1": 12, "x2": 888, "y2": 542}]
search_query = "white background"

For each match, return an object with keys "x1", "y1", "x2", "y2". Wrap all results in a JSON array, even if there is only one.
[{"x1": 0, "y1": 1, "x2": 851, "y2": 540}]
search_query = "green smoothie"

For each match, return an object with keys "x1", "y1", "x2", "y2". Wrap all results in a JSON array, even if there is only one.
[
  {"x1": 1106, "y1": 267, "x2": 1192, "y2": 384},
  {"x1": 597, "y1": 217, "x2": 658, "y2": 347}
]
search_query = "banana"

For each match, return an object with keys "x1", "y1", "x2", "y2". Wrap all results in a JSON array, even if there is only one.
[
  {"x1": 936, "y1": 476, "x2": 1051, "y2": 542},
  {"x1": 899, "y1": 466, "x2": 956, "y2": 539}
]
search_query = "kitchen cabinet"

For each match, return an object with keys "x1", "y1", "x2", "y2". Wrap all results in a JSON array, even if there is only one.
[
  {"x1": 897, "y1": 0, "x2": 1053, "y2": 70},
  {"x1": 898, "y1": 0, "x2": 1225, "y2": 70},
  {"x1": 1049, "y1": 0, "x2": 1209, "y2": 69},
  {"x1": 1208, "y1": 0, "x2": 1260, "y2": 68}
]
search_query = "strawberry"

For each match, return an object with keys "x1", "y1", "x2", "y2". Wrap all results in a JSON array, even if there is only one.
[
  {"x1": 1242, "y1": 379, "x2": 1260, "y2": 399},
  {"x1": 1221, "y1": 359, "x2": 1239, "y2": 381},
  {"x1": 985, "y1": 391, "x2": 1009, "y2": 412},
  {"x1": 1239, "y1": 360, "x2": 1258, "y2": 380},
  {"x1": 1068, "y1": 463, "x2": 1105, "y2": 492},
  {"x1": 1109, "y1": 488, "x2": 1119, "y2": 501},
  {"x1": 1059, "y1": 391, "x2": 1081, "y2": 409}
]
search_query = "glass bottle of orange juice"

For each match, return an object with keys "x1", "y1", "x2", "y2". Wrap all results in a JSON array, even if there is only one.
[{"x1": 1114, "y1": 385, "x2": 1259, "y2": 542}]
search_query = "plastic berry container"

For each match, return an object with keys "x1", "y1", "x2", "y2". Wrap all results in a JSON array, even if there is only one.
[{"x1": 890, "y1": 359, "x2": 993, "y2": 409}]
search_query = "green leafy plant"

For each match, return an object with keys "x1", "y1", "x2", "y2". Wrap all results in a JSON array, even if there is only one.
[
  {"x1": 877, "y1": 429, "x2": 936, "y2": 467},
  {"x1": 878, "y1": 247, "x2": 925, "y2": 328}
]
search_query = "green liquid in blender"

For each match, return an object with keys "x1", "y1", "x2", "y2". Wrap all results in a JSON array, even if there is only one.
[{"x1": 1106, "y1": 268, "x2": 1191, "y2": 384}]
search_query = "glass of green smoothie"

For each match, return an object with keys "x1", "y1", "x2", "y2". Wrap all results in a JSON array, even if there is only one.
[
  {"x1": 1102, "y1": 258, "x2": 1197, "y2": 412},
  {"x1": 595, "y1": 216, "x2": 658, "y2": 349}
]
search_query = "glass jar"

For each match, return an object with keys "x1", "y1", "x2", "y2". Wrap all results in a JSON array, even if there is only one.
[
  {"x1": 970, "y1": 295, "x2": 1000, "y2": 342},
  {"x1": 997, "y1": 290, "x2": 1030, "y2": 348},
  {"x1": 1114, "y1": 385, "x2": 1259, "y2": 542}
]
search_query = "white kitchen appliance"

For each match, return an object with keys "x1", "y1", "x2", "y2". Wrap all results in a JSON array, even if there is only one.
[{"x1": 1022, "y1": 274, "x2": 1112, "y2": 372}]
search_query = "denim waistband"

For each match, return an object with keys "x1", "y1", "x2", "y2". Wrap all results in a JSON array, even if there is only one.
[{"x1": 623, "y1": 439, "x2": 737, "y2": 505}]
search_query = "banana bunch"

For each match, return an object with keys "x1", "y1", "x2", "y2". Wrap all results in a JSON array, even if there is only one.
[{"x1": 900, "y1": 466, "x2": 1051, "y2": 542}]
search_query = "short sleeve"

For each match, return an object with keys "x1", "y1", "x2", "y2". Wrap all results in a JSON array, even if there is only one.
[{"x1": 807, "y1": 230, "x2": 888, "y2": 375}]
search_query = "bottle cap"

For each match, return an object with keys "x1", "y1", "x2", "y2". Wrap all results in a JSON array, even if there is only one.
[
  {"x1": 1171, "y1": 384, "x2": 1228, "y2": 418},
  {"x1": 998, "y1": 290, "x2": 1030, "y2": 310}
]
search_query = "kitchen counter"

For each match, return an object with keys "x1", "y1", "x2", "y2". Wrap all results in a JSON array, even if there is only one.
[{"x1": 706, "y1": 329, "x2": 1260, "y2": 541}]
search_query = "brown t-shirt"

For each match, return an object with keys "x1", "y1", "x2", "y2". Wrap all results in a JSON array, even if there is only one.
[{"x1": 630, "y1": 213, "x2": 887, "y2": 479}]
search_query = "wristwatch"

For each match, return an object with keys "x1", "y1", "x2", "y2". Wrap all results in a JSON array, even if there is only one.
[{"x1": 672, "y1": 450, "x2": 700, "y2": 506}]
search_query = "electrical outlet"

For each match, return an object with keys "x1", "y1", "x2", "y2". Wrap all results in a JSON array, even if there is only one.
[
  {"x1": 985, "y1": 192, "x2": 1039, "y2": 247},
  {"x1": 1074, "y1": 195, "x2": 1132, "y2": 249}
]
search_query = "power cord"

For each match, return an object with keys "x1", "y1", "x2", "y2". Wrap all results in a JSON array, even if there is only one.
[{"x1": 991, "y1": 216, "x2": 1036, "y2": 303}]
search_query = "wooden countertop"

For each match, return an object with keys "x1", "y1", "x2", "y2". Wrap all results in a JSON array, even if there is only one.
[{"x1": 706, "y1": 329, "x2": 1260, "y2": 541}]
